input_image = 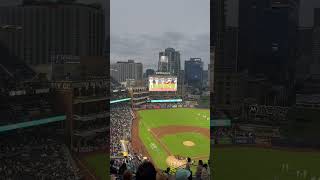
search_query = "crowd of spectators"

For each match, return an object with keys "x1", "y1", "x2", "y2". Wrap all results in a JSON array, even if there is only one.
[
  {"x1": 212, "y1": 127, "x2": 234, "y2": 140},
  {"x1": 135, "y1": 102, "x2": 191, "y2": 110},
  {"x1": 110, "y1": 93, "x2": 212, "y2": 179},
  {"x1": 110, "y1": 103, "x2": 134, "y2": 156},
  {"x1": 110, "y1": 152, "x2": 146, "y2": 178},
  {"x1": 132, "y1": 93, "x2": 148, "y2": 99},
  {"x1": 110, "y1": 157, "x2": 211, "y2": 180},
  {"x1": 111, "y1": 91, "x2": 129, "y2": 101},
  {"x1": 75, "y1": 133, "x2": 109, "y2": 153},
  {"x1": 0, "y1": 95, "x2": 54, "y2": 126},
  {"x1": 212, "y1": 124, "x2": 276, "y2": 145},
  {"x1": 74, "y1": 118, "x2": 108, "y2": 132},
  {"x1": 0, "y1": 125, "x2": 82, "y2": 179},
  {"x1": 110, "y1": 76, "x2": 128, "y2": 101},
  {"x1": 194, "y1": 160, "x2": 210, "y2": 180}
]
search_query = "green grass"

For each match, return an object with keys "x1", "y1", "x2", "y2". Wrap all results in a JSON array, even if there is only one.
[
  {"x1": 213, "y1": 147, "x2": 320, "y2": 180},
  {"x1": 84, "y1": 153, "x2": 108, "y2": 180},
  {"x1": 138, "y1": 108, "x2": 209, "y2": 129},
  {"x1": 161, "y1": 132, "x2": 210, "y2": 158},
  {"x1": 138, "y1": 108, "x2": 210, "y2": 170}
]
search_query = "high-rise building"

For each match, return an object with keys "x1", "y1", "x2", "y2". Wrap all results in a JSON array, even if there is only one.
[
  {"x1": 209, "y1": 63, "x2": 214, "y2": 92},
  {"x1": 158, "y1": 48, "x2": 181, "y2": 77},
  {"x1": 314, "y1": 8, "x2": 320, "y2": 27},
  {"x1": 212, "y1": 0, "x2": 244, "y2": 116},
  {"x1": 158, "y1": 55, "x2": 169, "y2": 73},
  {"x1": 312, "y1": 8, "x2": 320, "y2": 72},
  {"x1": 0, "y1": 1, "x2": 105, "y2": 72},
  {"x1": 145, "y1": 69, "x2": 155, "y2": 78},
  {"x1": 203, "y1": 69, "x2": 209, "y2": 88},
  {"x1": 184, "y1": 58, "x2": 203, "y2": 88},
  {"x1": 110, "y1": 60, "x2": 143, "y2": 83},
  {"x1": 238, "y1": 0, "x2": 299, "y2": 106},
  {"x1": 296, "y1": 8, "x2": 320, "y2": 94},
  {"x1": 296, "y1": 27, "x2": 313, "y2": 83}
]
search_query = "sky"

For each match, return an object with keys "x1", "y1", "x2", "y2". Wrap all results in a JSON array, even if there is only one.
[
  {"x1": 2, "y1": 0, "x2": 320, "y2": 70},
  {"x1": 110, "y1": 0, "x2": 210, "y2": 70}
]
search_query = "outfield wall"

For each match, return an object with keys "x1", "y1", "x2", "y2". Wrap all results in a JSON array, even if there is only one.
[{"x1": 133, "y1": 103, "x2": 194, "y2": 110}]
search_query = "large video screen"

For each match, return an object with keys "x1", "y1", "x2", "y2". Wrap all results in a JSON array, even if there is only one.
[{"x1": 149, "y1": 76, "x2": 177, "y2": 92}]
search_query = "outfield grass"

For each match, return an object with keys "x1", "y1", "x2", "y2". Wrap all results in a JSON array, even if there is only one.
[
  {"x1": 84, "y1": 153, "x2": 108, "y2": 180},
  {"x1": 213, "y1": 147, "x2": 320, "y2": 180},
  {"x1": 138, "y1": 108, "x2": 210, "y2": 170},
  {"x1": 138, "y1": 108, "x2": 209, "y2": 129}
]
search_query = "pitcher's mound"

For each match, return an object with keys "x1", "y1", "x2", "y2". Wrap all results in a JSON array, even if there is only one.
[
  {"x1": 183, "y1": 141, "x2": 195, "y2": 147},
  {"x1": 166, "y1": 156, "x2": 187, "y2": 168}
]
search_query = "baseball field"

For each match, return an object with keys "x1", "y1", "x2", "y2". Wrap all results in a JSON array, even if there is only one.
[
  {"x1": 83, "y1": 153, "x2": 108, "y2": 180},
  {"x1": 133, "y1": 108, "x2": 210, "y2": 170},
  {"x1": 212, "y1": 146, "x2": 320, "y2": 180}
]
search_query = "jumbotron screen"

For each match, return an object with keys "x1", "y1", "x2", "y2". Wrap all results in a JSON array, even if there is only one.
[{"x1": 149, "y1": 76, "x2": 177, "y2": 92}]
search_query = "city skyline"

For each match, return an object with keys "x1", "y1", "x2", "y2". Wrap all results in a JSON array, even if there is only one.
[{"x1": 110, "y1": 0, "x2": 210, "y2": 70}]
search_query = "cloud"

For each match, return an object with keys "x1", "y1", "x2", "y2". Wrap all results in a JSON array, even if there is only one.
[{"x1": 110, "y1": 32, "x2": 210, "y2": 70}]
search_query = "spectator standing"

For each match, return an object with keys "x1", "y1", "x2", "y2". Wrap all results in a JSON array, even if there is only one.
[
  {"x1": 201, "y1": 164, "x2": 209, "y2": 180},
  {"x1": 110, "y1": 160, "x2": 118, "y2": 174},
  {"x1": 119, "y1": 162, "x2": 127, "y2": 176},
  {"x1": 195, "y1": 160, "x2": 203, "y2": 179},
  {"x1": 136, "y1": 161, "x2": 157, "y2": 180},
  {"x1": 123, "y1": 170, "x2": 133, "y2": 180},
  {"x1": 185, "y1": 157, "x2": 192, "y2": 180},
  {"x1": 176, "y1": 169, "x2": 191, "y2": 180}
]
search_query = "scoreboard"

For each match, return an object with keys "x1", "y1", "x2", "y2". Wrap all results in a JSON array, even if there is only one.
[{"x1": 148, "y1": 76, "x2": 177, "y2": 92}]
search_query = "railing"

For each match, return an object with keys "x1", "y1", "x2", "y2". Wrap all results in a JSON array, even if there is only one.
[
  {"x1": 73, "y1": 126, "x2": 108, "y2": 136},
  {"x1": 73, "y1": 111, "x2": 108, "y2": 121},
  {"x1": 0, "y1": 115, "x2": 66, "y2": 133}
]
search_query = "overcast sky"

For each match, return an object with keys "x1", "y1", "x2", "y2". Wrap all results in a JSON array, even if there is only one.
[
  {"x1": 1, "y1": 0, "x2": 320, "y2": 26},
  {"x1": 2, "y1": 0, "x2": 320, "y2": 70},
  {"x1": 110, "y1": 0, "x2": 210, "y2": 70}
]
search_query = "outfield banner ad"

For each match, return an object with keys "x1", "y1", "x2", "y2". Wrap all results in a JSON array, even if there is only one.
[
  {"x1": 255, "y1": 138, "x2": 271, "y2": 145},
  {"x1": 217, "y1": 137, "x2": 233, "y2": 144},
  {"x1": 235, "y1": 137, "x2": 254, "y2": 144},
  {"x1": 148, "y1": 77, "x2": 177, "y2": 92}
]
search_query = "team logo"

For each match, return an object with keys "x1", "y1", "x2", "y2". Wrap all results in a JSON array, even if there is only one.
[{"x1": 249, "y1": 105, "x2": 257, "y2": 113}]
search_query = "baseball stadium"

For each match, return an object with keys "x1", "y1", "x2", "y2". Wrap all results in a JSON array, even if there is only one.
[
  {"x1": 110, "y1": 74, "x2": 211, "y2": 179},
  {"x1": 0, "y1": 51, "x2": 109, "y2": 180},
  {"x1": 212, "y1": 100, "x2": 320, "y2": 180}
]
